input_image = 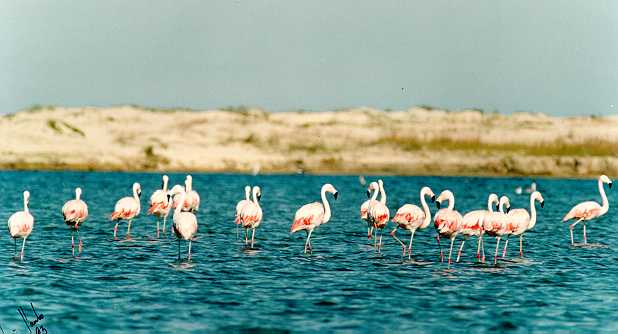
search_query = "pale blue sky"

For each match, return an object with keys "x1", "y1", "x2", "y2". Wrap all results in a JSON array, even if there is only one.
[{"x1": 1, "y1": 1, "x2": 617, "y2": 115}]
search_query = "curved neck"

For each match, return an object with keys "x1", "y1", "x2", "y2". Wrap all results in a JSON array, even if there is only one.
[
  {"x1": 379, "y1": 182, "x2": 386, "y2": 204},
  {"x1": 185, "y1": 179, "x2": 192, "y2": 192},
  {"x1": 370, "y1": 187, "x2": 379, "y2": 201},
  {"x1": 23, "y1": 196, "x2": 29, "y2": 213},
  {"x1": 163, "y1": 178, "x2": 168, "y2": 192},
  {"x1": 133, "y1": 188, "x2": 140, "y2": 201},
  {"x1": 75, "y1": 190, "x2": 81, "y2": 201},
  {"x1": 175, "y1": 192, "x2": 186, "y2": 216},
  {"x1": 245, "y1": 188, "x2": 251, "y2": 201},
  {"x1": 487, "y1": 197, "x2": 495, "y2": 212},
  {"x1": 251, "y1": 189, "x2": 260, "y2": 207},
  {"x1": 420, "y1": 189, "x2": 431, "y2": 225},
  {"x1": 321, "y1": 188, "x2": 332, "y2": 223},
  {"x1": 528, "y1": 194, "x2": 537, "y2": 229},
  {"x1": 446, "y1": 193, "x2": 454, "y2": 210},
  {"x1": 599, "y1": 178, "x2": 609, "y2": 213}
]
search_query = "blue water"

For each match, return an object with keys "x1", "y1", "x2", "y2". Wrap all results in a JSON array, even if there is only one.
[{"x1": 0, "y1": 171, "x2": 616, "y2": 333}]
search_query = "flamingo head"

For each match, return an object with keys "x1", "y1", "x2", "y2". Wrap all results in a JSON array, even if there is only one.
[
  {"x1": 499, "y1": 195, "x2": 510, "y2": 213},
  {"x1": 253, "y1": 186, "x2": 262, "y2": 201},
  {"x1": 133, "y1": 183, "x2": 141, "y2": 198},
  {"x1": 435, "y1": 190, "x2": 453, "y2": 209},
  {"x1": 532, "y1": 191, "x2": 544, "y2": 208},
  {"x1": 366, "y1": 182, "x2": 379, "y2": 198},
  {"x1": 23, "y1": 190, "x2": 30, "y2": 205},
  {"x1": 322, "y1": 183, "x2": 338, "y2": 200},
  {"x1": 169, "y1": 184, "x2": 184, "y2": 196},
  {"x1": 421, "y1": 186, "x2": 435, "y2": 202},
  {"x1": 488, "y1": 193, "x2": 499, "y2": 211},
  {"x1": 600, "y1": 175, "x2": 612, "y2": 188}
]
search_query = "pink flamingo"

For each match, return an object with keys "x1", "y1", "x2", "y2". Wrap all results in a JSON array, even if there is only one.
[
  {"x1": 170, "y1": 188, "x2": 198, "y2": 260},
  {"x1": 390, "y1": 186, "x2": 435, "y2": 258},
  {"x1": 562, "y1": 175, "x2": 612, "y2": 245},
  {"x1": 111, "y1": 183, "x2": 141, "y2": 239},
  {"x1": 147, "y1": 175, "x2": 172, "y2": 237},
  {"x1": 235, "y1": 185, "x2": 252, "y2": 238},
  {"x1": 169, "y1": 184, "x2": 185, "y2": 234},
  {"x1": 360, "y1": 181, "x2": 379, "y2": 240},
  {"x1": 508, "y1": 191, "x2": 544, "y2": 257},
  {"x1": 482, "y1": 195, "x2": 511, "y2": 264},
  {"x1": 62, "y1": 187, "x2": 89, "y2": 256},
  {"x1": 239, "y1": 186, "x2": 263, "y2": 248},
  {"x1": 368, "y1": 180, "x2": 389, "y2": 252},
  {"x1": 173, "y1": 176, "x2": 200, "y2": 212},
  {"x1": 290, "y1": 183, "x2": 338, "y2": 253},
  {"x1": 433, "y1": 190, "x2": 463, "y2": 265},
  {"x1": 7, "y1": 191, "x2": 34, "y2": 261},
  {"x1": 457, "y1": 194, "x2": 499, "y2": 263}
]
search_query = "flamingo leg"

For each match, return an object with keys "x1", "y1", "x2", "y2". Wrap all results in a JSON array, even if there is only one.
[
  {"x1": 448, "y1": 237, "x2": 455, "y2": 265},
  {"x1": 244, "y1": 228, "x2": 249, "y2": 245},
  {"x1": 177, "y1": 239, "x2": 181, "y2": 261},
  {"x1": 408, "y1": 230, "x2": 416, "y2": 259},
  {"x1": 481, "y1": 236, "x2": 486, "y2": 263},
  {"x1": 494, "y1": 237, "x2": 501, "y2": 265},
  {"x1": 476, "y1": 237, "x2": 481, "y2": 260},
  {"x1": 77, "y1": 229, "x2": 82, "y2": 255},
  {"x1": 367, "y1": 226, "x2": 372, "y2": 240},
  {"x1": 251, "y1": 228, "x2": 256, "y2": 248},
  {"x1": 519, "y1": 235, "x2": 523, "y2": 257},
  {"x1": 436, "y1": 235, "x2": 444, "y2": 262},
  {"x1": 378, "y1": 229, "x2": 383, "y2": 253},
  {"x1": 71, "y1": 232, "x2": 75, "y2": 257},
  {"x1": 583, "y1": 224, "x2": 587, "y2": 244},
  {"x1": 390, "y1": 228, "x2": 405, "y2": 256},
  {"x1": 126, "y1": 220, "x2": 132, "y2": 236},
  {"x1": 156, "y1": 219, "x2": 160, "y2": 239},
  {"x1": 113, "y1": 223, "x2": 119, "y2": 239},
  {"x1": 14, "y1": 239, "x2": 16, "y2": 257},
  {"x1": 304, "y1": 229, "x2": 313, "y2": 254},
  {"x1": 502, "y1": 239, "x2": 509, "y2": 258},
  {"x1": 456, "y1": 240, "x2": 465, "y2": 263},
  {"x1": 569, "y1": 219, "x2": 583, "y2": 245},
  {"x1": 20, "y1": 237, "x2": 27, "y2": 261},
  {"x1": 374, "y1": 227, "x2": 378, "y2": 250},
  {"x1": 162, "y1": 215, "x2": 167, "y2": 234},
  {"x1": 188, "y1": 240, "x2": 192, "y2": 260}
]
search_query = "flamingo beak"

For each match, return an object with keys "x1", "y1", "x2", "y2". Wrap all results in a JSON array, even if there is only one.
[
  {"x1": 436, "y1": 201, "x2": 441, "y2": 209},
  {"x1": 333, "y1": 192, "x2": 339, "y2": 200},
  {"x1": 495, "y1": 204, "x2": 499, "y2": 211},
  {"x1": 506, "y1": 206, "x2": 511, "y2": 214},
  {"x1": 540, "y1": 201, "x2": 545, "y2": 208},
  {"x1": 138, "y1": 190, "x2": 142, "y2": 197},
  {"x1": 366, "y1": 190, "x2": 371, "y2": 198},
  {"x1": 257, "y1": 193, "x2": 262, "y2": 201},
  {"x1": 609, "y1": 182, "x2": 613, "y2": 189},
  {"x1": 431, "y1": 195, "x2": 436, "y2": 203}
]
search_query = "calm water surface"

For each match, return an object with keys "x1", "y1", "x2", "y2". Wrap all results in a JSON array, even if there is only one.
[{"x1": 0, "y1": 171, "x2": 616, "y2": 333}]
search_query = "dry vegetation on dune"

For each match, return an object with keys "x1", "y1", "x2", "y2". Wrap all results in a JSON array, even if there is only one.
[{"x1": 1, "y1": 105, "x2": 617, "y2": 177}]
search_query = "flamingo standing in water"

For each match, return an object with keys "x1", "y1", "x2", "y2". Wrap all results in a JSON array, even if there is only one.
[
  {"x1": 562, "y1": 175, "x2": 612, "y2": 245},
  {"x1": 482, "y1": 195, "x2": 511, "y2": 264},
  {"x1": 508, "y1": 191, "x2": 544, "y2": 257},
  {"x1": 457, "y1": 194, "x2": 499, "y2": 263},
  {"x1": 184, "y1": 175, "x2": 200, "y2": 212},
  {"x1": 170, "y1": 188, "x2": 198, "y2": 260},
  {"x1": 111, "y1": 183, "x2": 141, "y2": 239},
  {"x1": 433, "y1": 190, "x2": 463, "y2": 265},
  {"x1": 8, "y1": 191, "x2": 34, "y2": 261},
  {"x1": 290, "y1": 183, "x2": 338, "y2": 253},
  {"x1": 368, "y1": 180, "x2": 389, "y2": 252},
  {"x1": 239, "y1": 186, "x2": 263, "y2": 248},
  {"x1": 390, "y1": 186, "x2": 435, "y2": 258},
  {"x1": 62, "y1": 187, "x2": 89, "y2": 256},
  {"x1": 235, "y1": 185, "x2": 252, "y2": 238},
  {"x1": 147, "y1": 175, "x2": 172, "y2": 237},
  {"x1": 360, "y1": 181, "x2": 379, "y2": 240}
]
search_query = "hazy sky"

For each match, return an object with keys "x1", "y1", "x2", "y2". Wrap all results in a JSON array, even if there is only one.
[{"x1": 1, "y1": 1, "x2": 617, "y2": 115}]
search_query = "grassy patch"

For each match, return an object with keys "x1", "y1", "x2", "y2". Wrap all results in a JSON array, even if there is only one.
[
  {"x1": 61, "y1": 121, "x2": 85, "y2": 137},
  {"x1": 47, "y1": 119, "x2": 62, "y2": 134}
]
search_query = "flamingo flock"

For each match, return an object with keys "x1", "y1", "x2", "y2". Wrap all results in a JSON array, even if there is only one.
[{"x1": 4, "y1": 174, "x2": 613, "y2": 263}]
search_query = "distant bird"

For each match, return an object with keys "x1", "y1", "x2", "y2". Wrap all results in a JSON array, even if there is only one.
[
  {"x1": 508, "y1": 191, "x2": 544, "y2": 257},
  {"x1": 235, "y1": 185, "x2": 252, "y2": 238},
  {"x1": 290, "y1": 183, "x2": 338, "y2": 253},
  {"x1": 368, "y1": 180, "x2": 390, "y2": 252},
  {"x1": 239, "y1": 186, "x2": 263, "y2": 248},
  {"x1": 482, "y1": 195, "x2": 511, "y2": 264},
  {"x1": 390, "y1": 186, "x2": 435, "y2": 258},
  {"x1": 360, "y1": 181, "x2": 379, "y2": 240},
  {"x1": 111, "y1": 183, "x2": 141, "y2": 239},
  {"x1": 62, "y1": 187, "x2": 89, "y2": 256},
  {"x1": 8, "y1": 191, "x2": 34, "y2": 261},
  {"x1": 147, "y1": 175, "x2": 172, "y2": 237},
  {"x1": 433, "y1": 190, "x2": 463, "y2": 264},
  {"x1": 171, "y1": 188, "x2": 198, "y2": 260},
  {"x1": 515, "y1": 181, "x2": 537, "y2": 195},
  {"x1": 562, "y1": 175, "x2": 612, "y2": 245},
  {"x1": 457, "y1": 193, "x2": 499, "y2": 263}
]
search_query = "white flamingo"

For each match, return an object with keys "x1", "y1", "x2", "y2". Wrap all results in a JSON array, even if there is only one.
[
  {"x1": 368, "y1": 180, "x2": 390, "y2": 252},
  {"x1": 360, "y1": 181, "x2": 379, "y2": 240},
  {"x1": 390, "y1": 186, "x2": 435, "y2": 258},
  {"x1": 483, "y1": 195, "x2": 511, "y2": 264},
  {"x1": 235, "y1": 185, "x2": 252, "y2": 237},
  {"x1": 62, "y1": 187, "x2": 89, "y2": 255},
  {"x1": 239, "y1": 186, "x2": 263, "y2": 248},
  {"x1": 171, "y1": 188, "x2": 198, "y2": 260},
  {"x1": 457, "y1": 194, "x2": 499, "y2": 263},
  {"x1": 508, "y1": 191, "x2": 544, "y2": 257},
  {"x1": 433, "y1": 190, "x2": 463, "y2": 265},
  {"x1": 290, "y1": 184, "x2": 338, "y2": 253},
  {"x1": 184, "y1": 175, "x2": 200, "y2": 212},
  {"x1": 562, "y1": 175, "x2": 612, "y2": 245},
  {"x1": 147, "y1": 175, "x2": 172, "y2": 237},
  {"x1": 111, "y1": 183, "x2": 141, "y2": 239},
  {"x1": 8, "y1": 191, "x2": 34, "y2": 261}
]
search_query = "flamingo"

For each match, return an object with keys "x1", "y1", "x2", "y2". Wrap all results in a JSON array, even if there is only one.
[
  {"x1": 8, "y1": 191, "x2": 34, "y2": 261},
  {"x1": 147, "y1": 175, "x2": 172, "y2": 237},
  {"x1": 360, "y1": 181, "x2": 379, "y2": 240},
  {"x1": 62, "y1": 187, "x2": 89, "y2": 256},
  {"x1": 562, "y1": 175, "x2": 612, "y2": 245},
  {"x1": 170, "y1": 188, "x2": 198, "y2": 260},
  {"x1": 482, "y1": 195, "x2": 511, "y2": 264},
  {"x1": 433, "y1": 190, "x2": 463, "y2": 265},
  {"x1": 368, "y1": 180, "x2": 389, "y2": 252},
  {"x1": 239, "y1": 186, "x2": 263, "y2": 248},
  {"x1": 290, "y1": 183, "x2": 338, "y2": 253},
  {"x1": 184, "y1": 175, "x2": 200, "y2": 212},
  {"x1": 390, "y1": 186, "x2": 436, "y2": 258},
  {"x1": 169, "y1": 184, "x2": 185, "y2": 234},
  {"x1": 507, "y1": 191, "x2": 544, "y2": 257},
  {"x1": 235, "y1": 185, "x2": 252, "y2": 237},
  {"x1": 456, "y1": 194, "x2": 499, "y2": 263},
  {"x1": 111, "y1": 183, "x2": 141, "y2": 239}
]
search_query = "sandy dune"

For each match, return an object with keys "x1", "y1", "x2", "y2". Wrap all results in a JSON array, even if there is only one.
[{"x1": 1, "y1": 106, "x2": 617, "y2": 177}]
